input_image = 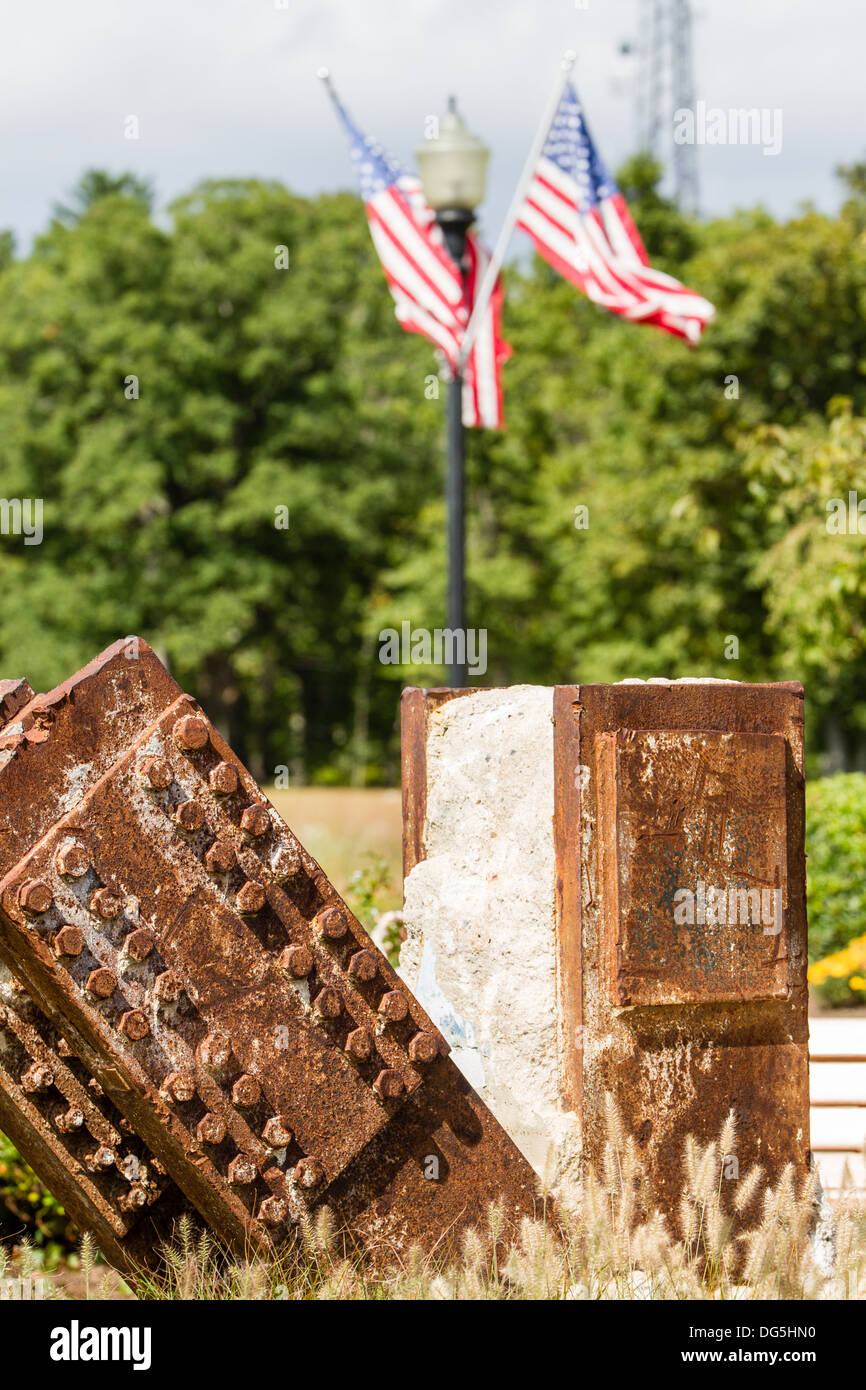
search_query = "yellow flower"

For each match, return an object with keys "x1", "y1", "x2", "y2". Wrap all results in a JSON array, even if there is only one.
[
  {"x1": 810, "y1": 931, "x2": 866, "y2": 986},
  {"x1": 849, "y1": 975, "x2": 866, "y2": 991}
]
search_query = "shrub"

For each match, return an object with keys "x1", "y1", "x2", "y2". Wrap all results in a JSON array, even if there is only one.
[
  {"x1": 0, "y1": 1132, "x2": 76, "y2": 1265},
  {"x1": 806, "y1": 773, "x2": 866, "y2": 1006}
]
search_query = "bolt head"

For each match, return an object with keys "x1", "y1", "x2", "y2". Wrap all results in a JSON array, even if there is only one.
[
  {"x1": 240, "y1": 804, "x2": 270, "y2": 838},
  {"x1": 137, "y1": 756, "x2": 172, "y2": 791},
  {"x1": 271, "y1": 845, "x2": 303, "y2": 882},
  {"x1": 373, "y1": 1068, "x2": 405, "y2": 1100},
  {"x1": 209, "y1": 761, "x2": 239, "y2": 795},
  {"x1": 278, "y1": 944, "x2": 313, "y2": 979},
  {"x1": 378, "y1": 990, "x2": 409, "y2": 1023},
  {"x1": 197, "y1": 1031, "x2": 233, "y2": 1071},
  {"x1": 124, "y1": 928, "x2": 155, "y2": 961},
  {"x1": 408, "y1": 1031, "x2": 440, "y2": 1065},
  {"x1": 86, "y1": 1145, "x2": 117, "y2": 1171},
  {"x1": 344, "y1": 1027, "x2": 373, "y2": 1061},
  {"x1": 197, "y1": 1112, "x2": 227, "y2": 1145},
  {"x1": 55, "y1": 1106, "x2": 84, "y2": 1133},
  {"x1": 118, "y1": 1185, "x2": 149, "y2": 1213},
  {"x1": 237, "y1": 881, "x2": 266, "y2": 914},
  {"x1": 258, "y1": 1195, "x2": 289, "y2": 1227},
  {"x1": 205, "y1": 839, "x2": 236, "y2": 875},
  {"x1": 165, "y1": 1070, "x2": 196, "y2": 1103},
  {"x1": 314, "y1": 905, "x2": 348, "y2": 941},
  {"x1": 18, "y1": 879, "x2": 52, "y2": 914},
  {"x1": 228, "y1": 1154, "x2": 258, "y2": 1186},
  {"x1": 21, "y1": 1062, "x2": 54, "y2": 1093},
  {"x1": 231, "y1": 1073, "x2": 262, "y2": 1107},
  {"x1": 262, "y1": 1115, "x2": 293, "y2": 1148},
  {"x1": 85, "y1": 967, "x2": 117, "y2": 1000},
  {"x1": 348, "y1": 949, "x2": 378, "y2": 983},
  {"x1": 53, "y1": 925, "x2": 85, "y2": 958},
  {"x1": 154, "y1": 970, "x2": 184, "y2": 1003},
  {"x1": 293, "y1": 1157, "x2": 325, "y2": 1191},
  {"x1": 119, "y1": 1010, "x2": 150, "y2": 1041},
  {"x1": 313, "y1": 986, "x2": 341, "y2": 1020},
  {"x1": 172, "y1": 715, "x2": 209, "y2": 751},
  {"x1": 119, "y1": 1154, "x2": 146, "y2": 1182},
  {"x1": 175, "y1": 799, "x2": 205, "y2": 833},
  {"x1": 55, "y1": 842, "x2": 90, "y2": 877},
  {"x1": 90, "y1": 887, "x2": 123, "y2": 920}
]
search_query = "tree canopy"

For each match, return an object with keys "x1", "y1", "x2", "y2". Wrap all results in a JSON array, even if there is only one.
[{"x1": 1, "y1": 161, "x2": 865, "y2": 781}]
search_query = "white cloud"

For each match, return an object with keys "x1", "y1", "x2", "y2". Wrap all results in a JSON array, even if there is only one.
[{"x1": 0, "y1": 0, "x2": 862, "y2": 250}]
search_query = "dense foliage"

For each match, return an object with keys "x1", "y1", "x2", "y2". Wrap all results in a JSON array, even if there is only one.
[
  {"x1": 1, "y1": 158, "x2": 865, "y2": 781},
  {"x1": 806, "y1": 772, "x2": 866, "y2": 1005},
  {"x1": 0, "y1": 1133, "x2": 73, "y2": 1261}
]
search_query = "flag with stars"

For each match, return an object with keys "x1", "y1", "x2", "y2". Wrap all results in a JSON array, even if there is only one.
[
  {"x1": 333, "y1": 94, "x2": 509, "y2": 428},
  {"x1": 517, "y1": 83, "x2": 715, "y2": 342}
]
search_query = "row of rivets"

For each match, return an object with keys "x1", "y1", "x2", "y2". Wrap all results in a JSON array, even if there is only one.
[
  {"x1": 0, "y1": 1025, "x2": 136, "y2": 1167},
  {"x1": 24, "y1": 837, "x2": 187, "y2": 1029},
  {"x1": 307, "y1": 904, "x2": 439, "y2": 1073}
]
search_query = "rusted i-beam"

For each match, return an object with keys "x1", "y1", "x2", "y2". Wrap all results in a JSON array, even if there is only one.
[
  {"x1": 0, "y1": 961, "x2": 190, "y2": 1274},
  {"x1": 0, "y1": 641, "x2": 541, "y2": 1265}
]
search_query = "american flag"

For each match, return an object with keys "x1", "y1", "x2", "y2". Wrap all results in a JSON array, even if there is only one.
[
  {"x1": 517, "y1": 83, "x2": 715, "y2": 343},
  {"x1": 333, "y1": 94, "x2": 509, "y2": 428}
]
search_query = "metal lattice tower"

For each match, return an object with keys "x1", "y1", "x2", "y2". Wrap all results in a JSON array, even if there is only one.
[{"x1": 635, "y1": 0, "x2": 700, "y2": 215}]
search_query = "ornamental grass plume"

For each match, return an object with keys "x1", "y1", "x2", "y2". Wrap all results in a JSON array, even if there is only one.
[{"x1": 15, "y1": 1101, "x2": 863, "y2": 1301}]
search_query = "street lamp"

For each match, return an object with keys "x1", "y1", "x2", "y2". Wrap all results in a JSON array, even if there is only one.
[{"x1": 417, "y1": 99, "x2": 489, "y2": 687}]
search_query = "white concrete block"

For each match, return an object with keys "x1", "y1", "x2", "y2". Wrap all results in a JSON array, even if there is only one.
[{"x1": 400, "y1": 685, "x2": 581, "y2": 1187}]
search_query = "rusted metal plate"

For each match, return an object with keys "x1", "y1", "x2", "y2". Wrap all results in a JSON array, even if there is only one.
[
  {"x1": 0, "y1": 679, "x2": 34, "y2": 727},
  {"x1": 400, "y1": 687, "x2": 480, "y2": 882},
  {"x1": 326, "y1": 1054, "x2": 546, "y2": 1262},
  {"x1": 0, "y1": 639, "x2": 181, "y2": 876},
  {"x1": 552, "y1": 686, "x2": 583, "y2": 1120},
  {"x1": 597, "y1": 728, "x2": 791, "y2": 1006},
  {"x1": 556, "y1": 681, "x2": 810, "y2": 1221},
  {"x1": 0, "y1": 646, "x2": 540, "y2": 1264},
  {"x1": 0, "y1": 962, "x2": 189, "y2": 1274}
]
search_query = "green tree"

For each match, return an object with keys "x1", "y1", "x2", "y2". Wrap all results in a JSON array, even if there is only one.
[
  {"x1": 52, "y1": 170, "x2": 155, "y2": 224},
  {"x1": 3, "y1": 157, "x2": 866, "y2": 777},
  {"x1": 0, "y1": 175, "x2": 439, "y2": 778}
]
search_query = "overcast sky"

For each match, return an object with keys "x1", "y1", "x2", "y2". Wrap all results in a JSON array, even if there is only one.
[{"x1": 1, "y1": 0, "x2": 862, "y2": 253}]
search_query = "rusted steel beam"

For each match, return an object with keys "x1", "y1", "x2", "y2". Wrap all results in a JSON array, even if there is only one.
[
  {"x1": 0, "y1": 646, "x2": 541, "y2": 1264},
  {"x1": 0, "y1": 962, "x2": 189, "y2": 1274},
  {"x1": 400, "y1": 688, "x2": 479, "y2": 882},
  {"x1": 556, "y1": 680, "x2": 810, "y2": 1221}
]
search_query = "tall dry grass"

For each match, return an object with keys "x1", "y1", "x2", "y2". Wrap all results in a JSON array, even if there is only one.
[{"x1": 8, "y1": 1102, "x2": 865, "y2": 1300}]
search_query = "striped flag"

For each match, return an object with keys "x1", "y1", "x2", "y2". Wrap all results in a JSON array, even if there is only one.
[
  {"x1": 332, "y1": 94, "x2": 509, "y2": 427},
  {"x1": 517, "y1": 82, "x2": 715, "y2": 343}
]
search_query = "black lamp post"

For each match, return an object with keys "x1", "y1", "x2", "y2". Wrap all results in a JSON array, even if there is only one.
[{"x1": 417, "y1": 99, "x2": 489, "y2": 687}]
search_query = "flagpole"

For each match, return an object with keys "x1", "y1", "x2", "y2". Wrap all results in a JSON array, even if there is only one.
[
  {"x1": 457, "y1": 48, "x2": 577, "y2": 368},
  {"x1": 316, "y1": 66, "x2": 343, "y2": 115}
]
